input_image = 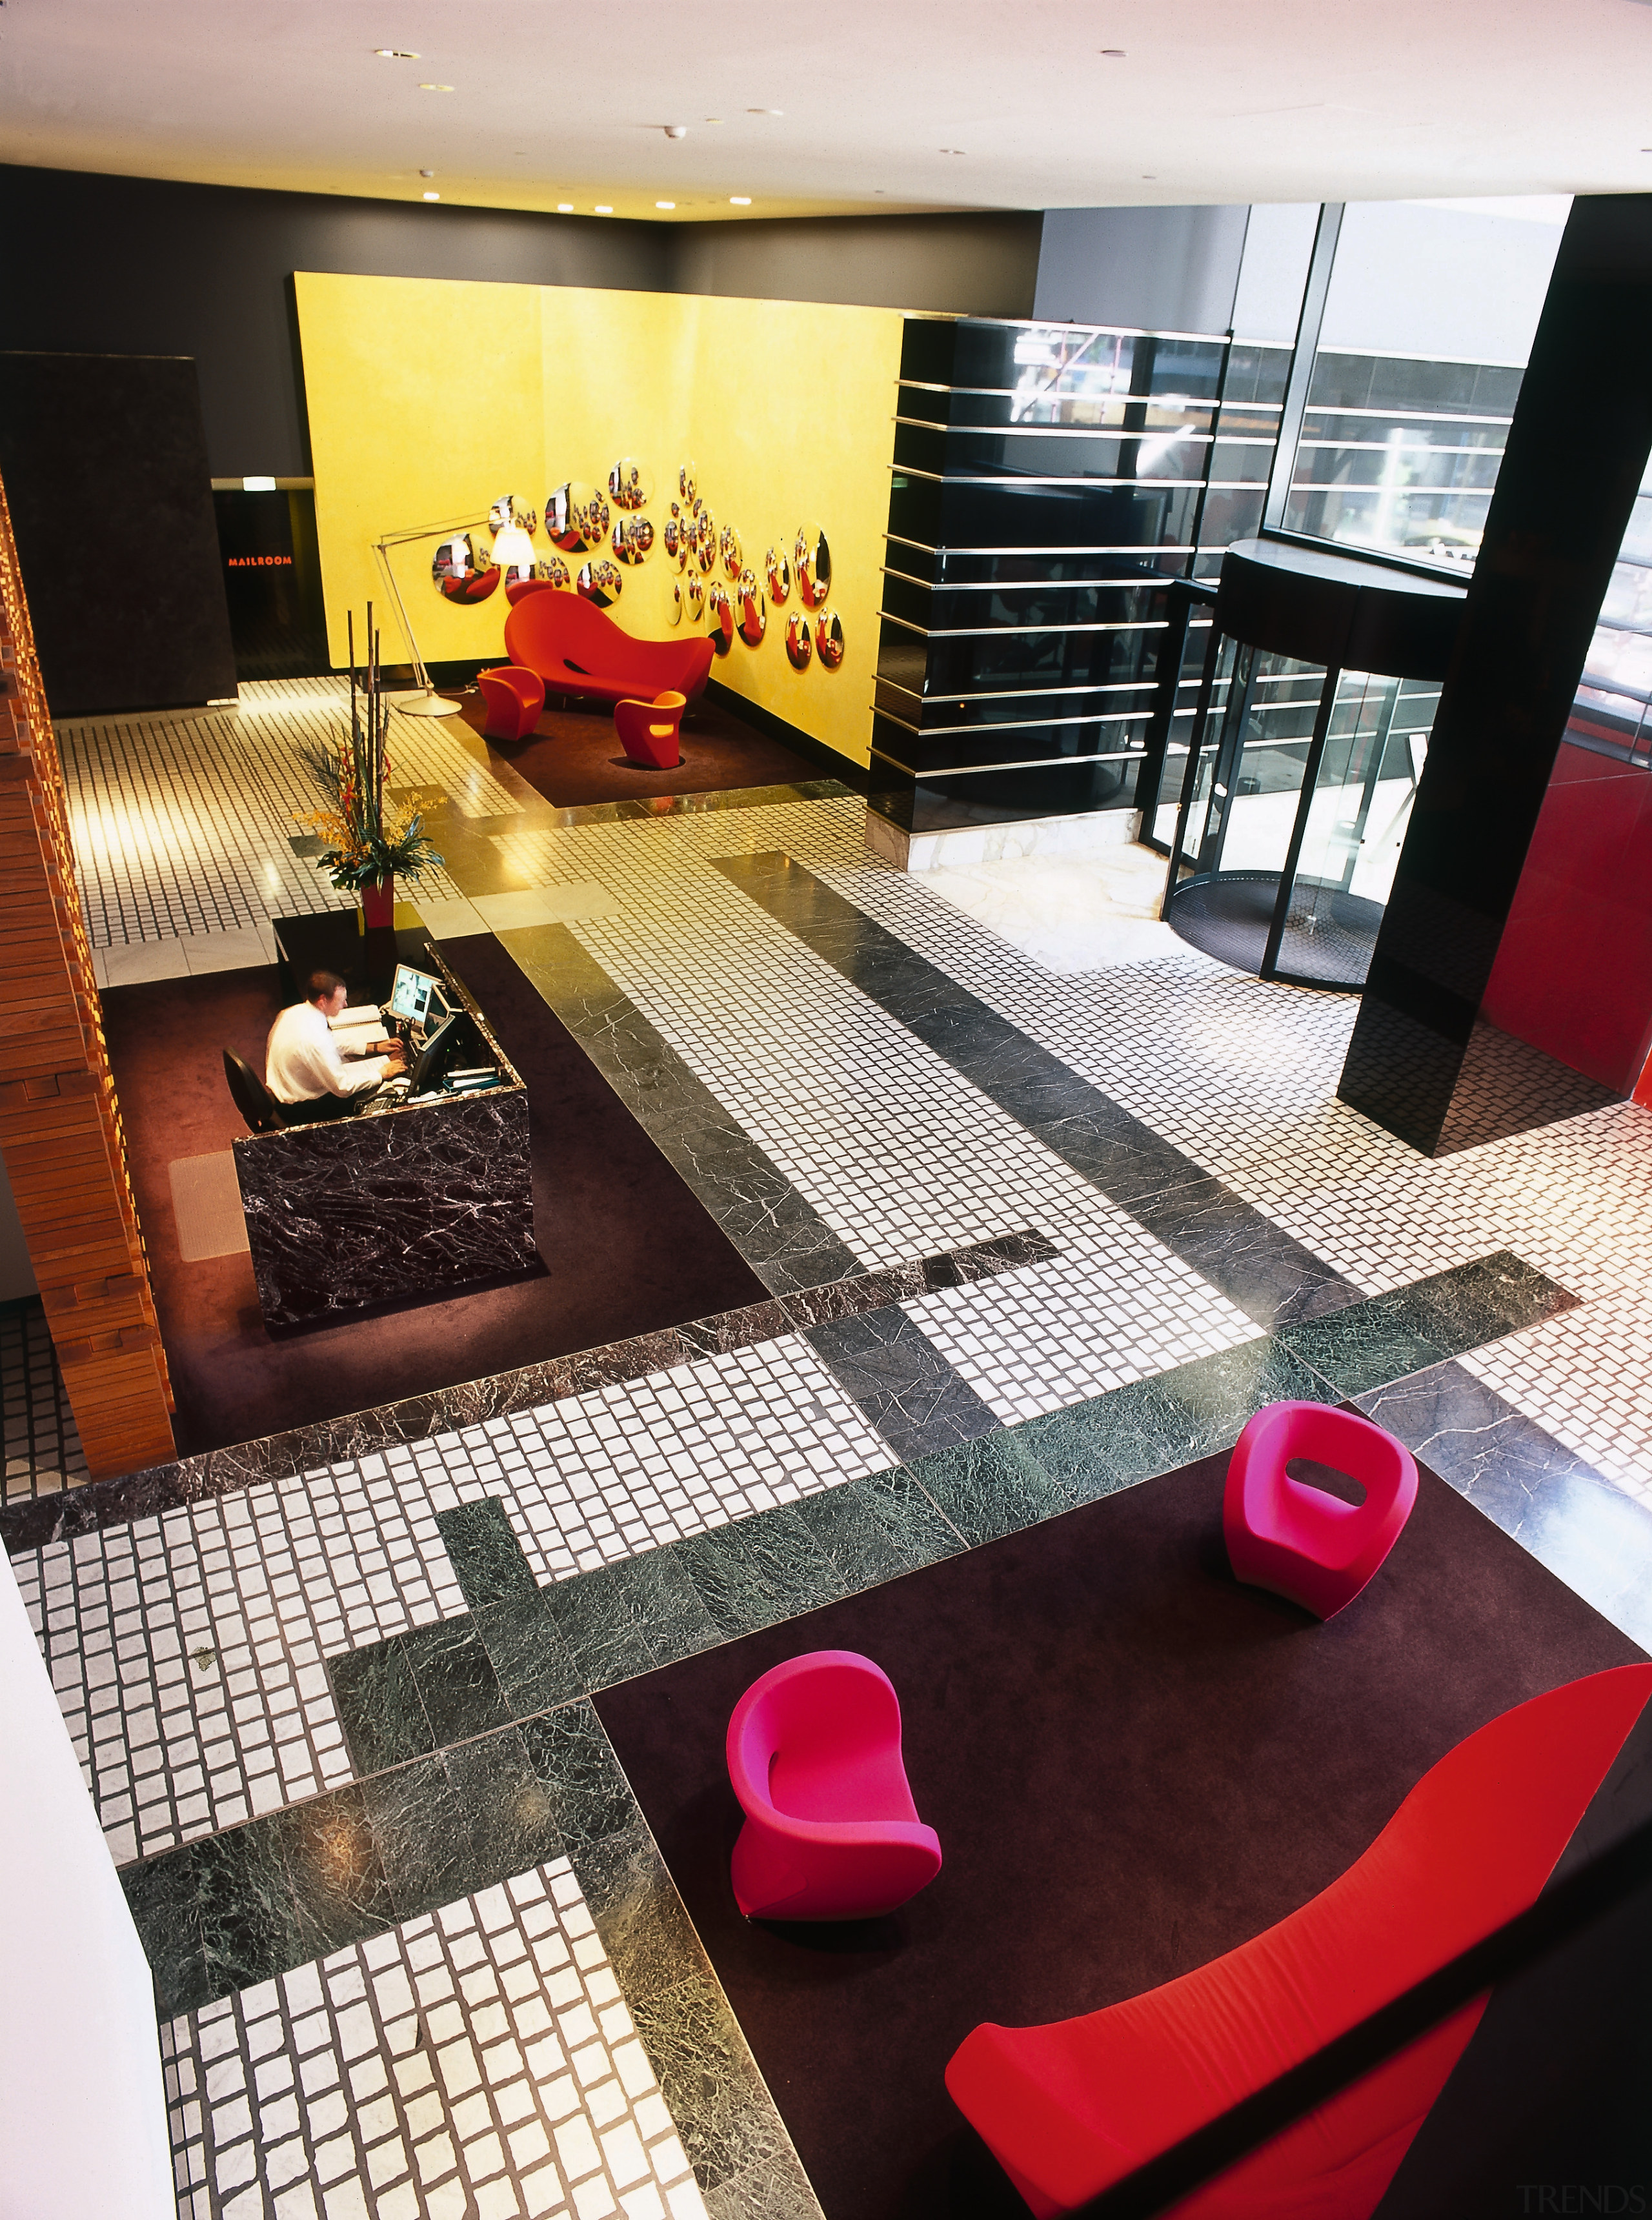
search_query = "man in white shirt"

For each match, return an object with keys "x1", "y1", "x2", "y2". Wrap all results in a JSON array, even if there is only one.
[{"x1": 266, "y1": 970, "x2": 405, "y2": 1120}]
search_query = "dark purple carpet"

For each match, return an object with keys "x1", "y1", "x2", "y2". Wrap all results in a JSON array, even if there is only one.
[
  {"x1": 101, "y1": 933, "x2": 768, "y2": 1457},
  {"x1": 594, "y1": 1455, "x2": 1646, "y2": 2220},
  {"x1": 451, "y1": 689, "x2": 818, "y2": 806}
]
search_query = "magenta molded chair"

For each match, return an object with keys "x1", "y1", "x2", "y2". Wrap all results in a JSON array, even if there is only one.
[
  {"x1": 726, "y1": 1651, "x2": 943, "y2": 1921},
  {"x1": 1224, "y1": 1400, "x2": 1419, "y2": 1620},
  {"x1": 476, "y1": 664, "x2": 545, "y2": 743}
]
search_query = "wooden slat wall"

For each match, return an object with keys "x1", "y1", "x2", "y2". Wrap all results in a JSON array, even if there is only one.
[{"x1": 0, "y1": 464, "x2": 176, "y2": 1478}]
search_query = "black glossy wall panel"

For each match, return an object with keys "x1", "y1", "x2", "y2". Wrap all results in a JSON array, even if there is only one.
[
  {"x1": 0, "y1": 351, "x2": 236, "y2": 715},
  {"x1": 1338, "y1": 194, "x2": 1652, "y2": 1155}
]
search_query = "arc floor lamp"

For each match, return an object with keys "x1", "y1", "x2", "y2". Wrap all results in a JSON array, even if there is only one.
[{"x1": 372, "y1": 514, "x2": 488, "y2": 717}]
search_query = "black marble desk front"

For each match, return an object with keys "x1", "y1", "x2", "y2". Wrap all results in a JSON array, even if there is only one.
[{"x1": 235, "y1": 940, "x2": 536, "y2": 1329}]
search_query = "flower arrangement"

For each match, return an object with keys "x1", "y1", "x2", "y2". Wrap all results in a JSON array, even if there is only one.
[{"x1": 297, "y1": 607, "x2": 445, "y2": 900}]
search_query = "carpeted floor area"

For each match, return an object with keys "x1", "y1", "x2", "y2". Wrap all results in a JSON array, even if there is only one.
[
  {"x1": 101, "y1": 933, "x2": 770, "y2": 1456},
  {"x1": 594, "y1": 1453, "x2": 1646, "y2": 2220},
  {"x1": 449, "y1": 687, "x2": 819, "y2": 806}
]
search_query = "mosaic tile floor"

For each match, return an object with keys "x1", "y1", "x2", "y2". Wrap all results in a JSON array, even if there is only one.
[{"x1": 11, "y1": 676, "x2": 1652, "y2": 2217}]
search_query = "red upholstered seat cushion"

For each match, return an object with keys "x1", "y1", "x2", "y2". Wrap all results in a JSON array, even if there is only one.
[
  {"x1": 503, "y1": 590, "x2": 714, "y2": 708},
  {"x1": 945, "y1": 1665, "x2": 1652, "y2": 2218}
]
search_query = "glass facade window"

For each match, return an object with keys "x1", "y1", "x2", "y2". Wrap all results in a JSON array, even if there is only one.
[
  {"x1": 1569, "y1": 452, "x2": 1652, "y2": 762},
  {"x1": 1281, "y1": 199, "x2": 1568, "y2": 576}
]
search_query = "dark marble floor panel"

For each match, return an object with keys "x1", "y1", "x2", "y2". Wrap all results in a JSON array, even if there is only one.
[
  {"x1": 803, "y1": 1305, "x2": 1005, "y2": 1463},
  {"x1": 498, "y1": 921, "x2": 863, "y2": 1295},
  {"x1": 125, "y1": 1693, "x2": 812, "y2": 2212},
  {"x1": 1278, "y1": 1250, "x2": 1576, "y2": 1399},
  {"x1": 0, "y1": 1228, "x2": 1055, "y2": 1555},
  {"x1": 1356, "y1": 1360, "x2": 1652, "y2": 1653},
  {"x1": 711, "y1": 852, "x2": 1365, "y2": 1330}
]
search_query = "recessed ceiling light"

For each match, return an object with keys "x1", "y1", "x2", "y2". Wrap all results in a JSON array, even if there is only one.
[
  {"x1": 422, "y1": 191, "x2": 440, "y2": 201},
  {"x1": 1101, "y1": 48, "x2": 1126, "y2": 57},
  {"x1": 374, "y1": 48, "x2": 419, "y2": 59},
  {"x1": 656, "y1": 200, "x2": 676, "y2": 210},
  {"x1": 419, "y1": 168, "x2": 434, "y2": 178},
  {"x1": 940, "y1": 148, "x2": 966, "y2": 156},
  {"x1": 729, "y1": 196, "x2": 752, "y2": 205},
  {"x1": 596, "y1": 205, "x2": 613, "y2": 214},
  {"x1": 747, "y1": 107, "x2": 783, "y2": 116},
  {"x1": 418, "y1": 83, "x2": 454, "y2": 93},
  {"x1": 557, "y1": 202, "x2": 574, "y2": 212},
  {"x1": 705, "y1": 118, "x2": 723, "y2": 125}
]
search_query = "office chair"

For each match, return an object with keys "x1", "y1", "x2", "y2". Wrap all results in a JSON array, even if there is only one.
[{"x1": 223, "y1": 1049, "x2": 287, "y2": 1135}]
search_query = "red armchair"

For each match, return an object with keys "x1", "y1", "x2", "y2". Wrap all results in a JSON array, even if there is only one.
[
  {"x1": 1225, "y1": 1401, "x2": 1419, "y2": 1619},
  {"x1": 726, "y1": 1651, "x2": 943, "y2": 1921},
  {"x1": 502, "y1": 588, "x2": 714, "y2": 711},
  {"x1": 476, "y1": 665, "x2": 545, "y2": 743},
  {"x1": 945, "y1": 1664, "x2": 1652, "y2": 2219},
  {"x1": 614, "y1": 691, "x2": 687, "y2": 769}
]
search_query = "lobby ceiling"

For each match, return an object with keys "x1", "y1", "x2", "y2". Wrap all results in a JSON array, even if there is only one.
[{"x1": 1, "y1": 0, "x2": 1648, "y2": 221}]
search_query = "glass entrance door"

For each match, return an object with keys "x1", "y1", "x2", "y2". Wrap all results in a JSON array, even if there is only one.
[{"x1": 1163, "y1": 651, "x2": 1436, "y2": 991}]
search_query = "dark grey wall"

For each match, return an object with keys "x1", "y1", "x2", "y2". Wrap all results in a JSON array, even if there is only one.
[
  {"x1": 664, "y1": 212, "x2": 1042, "y2": 316},
  {"x1": 0, "y1": 166, "x2": 1045, "y2": 483},
  {"x1": 0, "y1": 165, "x2": 669, "y2": 479},
  {"x1": 1033, "y1": 204, "x2": 1251, "y2": 334}
]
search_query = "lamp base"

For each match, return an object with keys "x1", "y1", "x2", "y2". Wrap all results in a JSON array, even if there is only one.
[{"x1": 389, "y1": 687, "x2": 463, "y2": 718}]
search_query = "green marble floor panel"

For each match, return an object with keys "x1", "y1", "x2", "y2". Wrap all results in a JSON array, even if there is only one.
[
  {"x1": 670, "y1": 1504, "x2": 851, "y2": 1640},
  {"x1": 905, "y1": 1431, "x2": 1069, "y2": 1546},
  {"x1": 435, "y1": 1495, "x2": 544, "y2": 1608},
  {"x1": 1276, "y1": 1251, "x2": 1576, "y2": 1397}
]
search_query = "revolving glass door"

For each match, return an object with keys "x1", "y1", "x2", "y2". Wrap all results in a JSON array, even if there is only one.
[{"x1": 1163, "y1": 642, "x2": 1437, "y2": 990}]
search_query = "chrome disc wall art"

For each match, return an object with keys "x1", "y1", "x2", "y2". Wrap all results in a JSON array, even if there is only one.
[
  {"x1": 533, "y1": 554, "x2": 571, "y2": 590},
  {"x1": 795, "y1": 523, "x2": 831, "y2": 608},
  {"x1": 720, "y1": 523, "x2": 743, "y2": 580},
  {"x1": 736, "y1": 567, "x2": 766, "y2": 646},
  {"x1": 765, "y1": 546, "x2": 791, "y2": 603},
  {"x1": 683, "y1": 571, "x2": 706, "y2": 622},
  {"x1": 814, "y1": 609, "x2": 845, "y2": 669},
  {"x1": 576, "y1": 558, "x2": 623, "y2": 608},
  {"x1": 707, "y1": 581, "x2": 734, "y2": 654},
  {"x1": 607, "y1": 458, "x2": 651, "y2": 510},
  {"x1": 432, "y1": 532, "x2": 498, "y2": 603},
  {"x1": 612, "y1": 516, "x2": 654, "y2": 565},
  {"x1": 785, "y1": 610, "x2": 812, "y2": 669}
]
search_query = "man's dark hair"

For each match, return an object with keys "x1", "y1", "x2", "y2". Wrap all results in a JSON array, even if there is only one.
[{"x1": 307, "y1": 969, "x2": 347, "y2": 1002}]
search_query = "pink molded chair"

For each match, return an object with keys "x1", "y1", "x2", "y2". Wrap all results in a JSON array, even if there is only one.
[
  {"x1": 726, "y1": 1651, "x2": 943, "y2": 1921},
  {"x1": 1225, "y1": 1400, "x2": 1419, "y2": 1619},
  {"x1": 614, "y1": 691, "x2": 686, "y2": 769},
  {"x1": 476, "y1": 664, "x2": 545, "y2": 743}
]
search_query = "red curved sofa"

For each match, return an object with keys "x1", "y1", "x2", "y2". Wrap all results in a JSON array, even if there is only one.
[
  {"x1": 501, "y1": 589, "x2": 714, "y2": 711},
  {"x1": 945, "y1": 1664, "x2": 1652, "y2": 2219}
]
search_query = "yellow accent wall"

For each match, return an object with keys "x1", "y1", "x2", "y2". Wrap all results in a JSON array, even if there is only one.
[{"x1": 296, "y1": 271, "x2": 903, "y2": 769}]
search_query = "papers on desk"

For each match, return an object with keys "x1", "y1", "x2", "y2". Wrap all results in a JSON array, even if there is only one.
[{"x1": 328, "y1": 1004, "x2": 383, "y2": 1032}]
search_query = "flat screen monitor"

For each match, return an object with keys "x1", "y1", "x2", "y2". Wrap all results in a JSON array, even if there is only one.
[
  {"x1": 408, "y1": 1009, "x2": 491, "y2": 1097},
  {"x1": 390, "y1": 964, "x2": 443, "y2": 1025}
]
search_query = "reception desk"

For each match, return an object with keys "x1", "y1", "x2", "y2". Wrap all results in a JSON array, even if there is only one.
[{"x1": 234, "y1": 924, "x2": 536, "y2": 1329}]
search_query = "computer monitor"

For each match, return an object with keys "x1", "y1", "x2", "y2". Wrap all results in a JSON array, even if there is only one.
[
  {"x1": 389, "y1": 964, "x2": 445, "y2": 1026},
  {"x1": 408, "y1": 1009, "x2": 492, "y2": 1097}
]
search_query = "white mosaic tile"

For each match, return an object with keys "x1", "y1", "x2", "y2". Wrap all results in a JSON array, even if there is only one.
[{"x1": 164, "y1": 1862, "x2": 705, "y2": 2220}]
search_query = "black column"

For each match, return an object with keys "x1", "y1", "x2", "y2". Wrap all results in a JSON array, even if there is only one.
[{"x1": 1338, "y1": 195, "x2": 1652, "y2": 1155}]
